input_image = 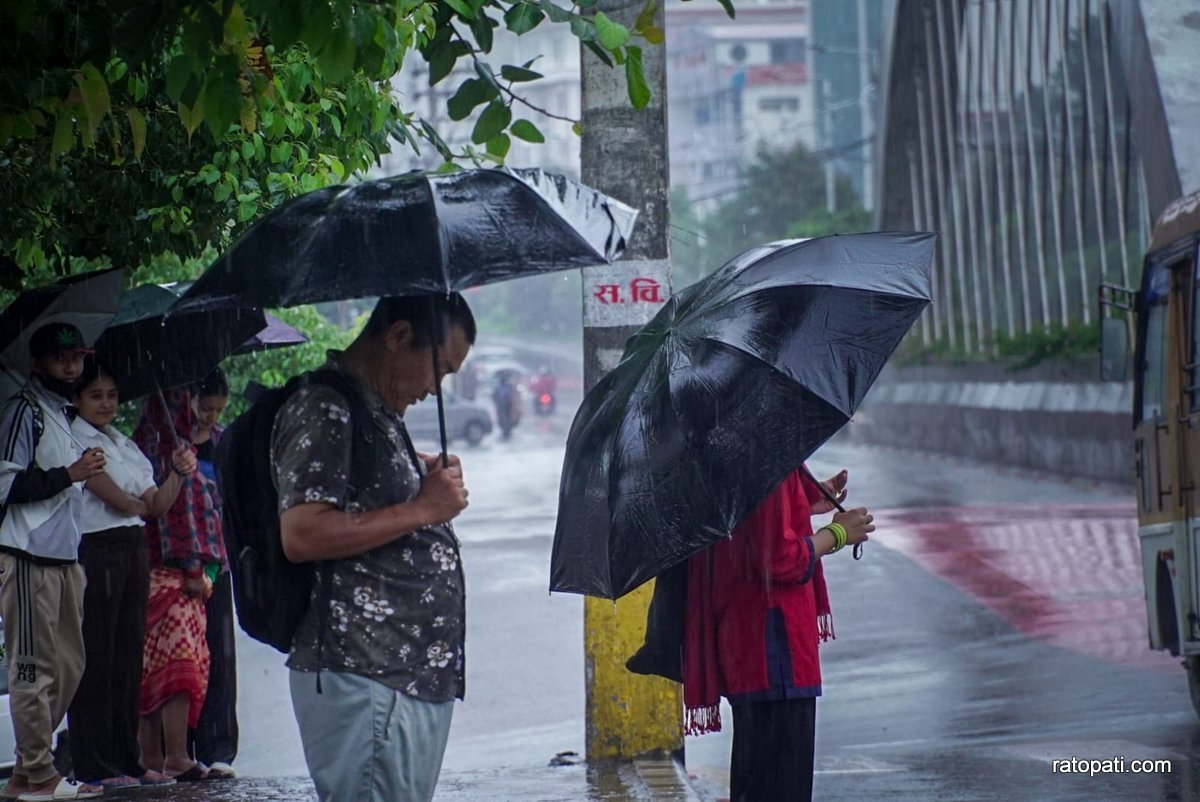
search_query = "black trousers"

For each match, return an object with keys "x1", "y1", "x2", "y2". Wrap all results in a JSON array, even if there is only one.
[
  {"x1": 67, "y1": 526, "x2": 149, "y2": 780},
  {"x1": 730, "y1": 697, "x2": 817, "y2": 802},
  {"x1": 189, "y1": 571, "x2": 238, "y2": 765}
]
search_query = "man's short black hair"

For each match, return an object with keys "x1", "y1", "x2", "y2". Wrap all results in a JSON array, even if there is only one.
[{"x1": 363, "y1": 294, "x2": 477, "y2": 347}]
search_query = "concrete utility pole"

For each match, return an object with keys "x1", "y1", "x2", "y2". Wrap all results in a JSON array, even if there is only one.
[
  {"x1": 823, "y1": 80, "x2": 837, "y2": 213},
  {"x1": 857, "y1": 0, "x2": 874, "y2": 211},
  {"x1": 578, "y1": 0, "x2": 680, "y2": 762}
]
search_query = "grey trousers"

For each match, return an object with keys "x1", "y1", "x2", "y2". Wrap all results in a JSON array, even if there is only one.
[
  {"x1": 0, "y1": 555, "x2": 86, "y2": 785},
  {"x1": 290, "y1": 669, "x2": 454, "y2": 802}
]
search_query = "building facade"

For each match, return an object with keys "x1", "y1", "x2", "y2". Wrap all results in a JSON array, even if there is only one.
[
  {"x1": 875, "y1": 0, "x2": 1200, "y2": 353},
  {"x1": 666, "y1": 0, "x2": 814, "y2": 210}
]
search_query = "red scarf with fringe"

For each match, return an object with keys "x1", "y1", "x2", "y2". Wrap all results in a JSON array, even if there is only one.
[{"x1": 683, "y1": 475, "x2": 834, "y2": 735}]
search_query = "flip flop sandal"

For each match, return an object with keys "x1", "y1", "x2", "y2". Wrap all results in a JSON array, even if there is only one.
[
  {"x1": 168, "y1": 764, "x2": 208, "y2": 783},
  {"x1": 91, "y1": 776, "x2": 141, "y2": 790},
  {"x1": 17, "y1": 777, "x2": 103, "y2": 800},
  {"x1": 134, "y1": 770, "x2": 176, "y2": 787}
]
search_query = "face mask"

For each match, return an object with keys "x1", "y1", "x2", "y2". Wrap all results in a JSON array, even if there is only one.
[{"x1": 37, "y1": 372, "x2": 76, "y2": 400}]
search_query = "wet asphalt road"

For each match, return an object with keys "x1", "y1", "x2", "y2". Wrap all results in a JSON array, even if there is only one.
[{"x1": 218, "y1": 406, "x2": 1197, "y2": 801}]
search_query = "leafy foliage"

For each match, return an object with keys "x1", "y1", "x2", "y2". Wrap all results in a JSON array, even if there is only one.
[
  {"x1": 0, "y1": 0, "x2": 713, "y2": 286},
  {"x1": 993, "y1": 321, "x2": 1101, "y2": 372}
]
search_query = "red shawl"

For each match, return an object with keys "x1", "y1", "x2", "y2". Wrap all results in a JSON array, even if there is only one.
[
  {"x1": 132, "y1": 388, "x2": 226, "y2": 576},
  {"x1": 683, "y1": 469, "x2": 833, "y2": 735}
]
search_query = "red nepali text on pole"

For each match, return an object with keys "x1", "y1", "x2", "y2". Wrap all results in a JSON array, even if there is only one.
[{"x1": 592, "y1": 277, "x2": 665, "y2": 305}]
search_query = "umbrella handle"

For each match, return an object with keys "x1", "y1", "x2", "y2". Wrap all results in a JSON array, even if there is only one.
[
  {"x1": 800, "y1": 464, "x2": 864, "y2": 560},
  {"x1": 428, "y1": 300, "x2": 449, "y2": 469},
  {"x1": 154, "y1": 385, "x2": 183, "y2": 449}
]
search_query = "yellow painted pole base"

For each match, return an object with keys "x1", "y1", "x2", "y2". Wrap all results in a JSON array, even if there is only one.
[{"x1": 584, "y1": 579, "x2": 683, "y2": 760}]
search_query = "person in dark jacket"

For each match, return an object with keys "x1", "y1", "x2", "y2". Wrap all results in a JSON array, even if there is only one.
[
  {"x1": 0, "y1": 323, "x2": 106, "y2": 801},
  {"x1": 683, "y1": 467, "x2": 873, "y2": 802}
]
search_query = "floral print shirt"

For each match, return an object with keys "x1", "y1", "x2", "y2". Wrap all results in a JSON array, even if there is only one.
[{"x1": 271, "y1": 361, "x2": 465, "y2": 701}]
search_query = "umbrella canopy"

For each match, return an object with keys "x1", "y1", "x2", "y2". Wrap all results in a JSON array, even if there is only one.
[
  {"x1": 169, "y1": 167, "x2": 638, "y2": 315},
  {"x1": 0, "y1": 268, "x2": 125, "y2": 376},
  {"x1": 232, "y1": 313, "x2": 308, "y2": 356},
  {"x1": 94, "y1": 283, "x2": 266, "y2": 401},
  {"x1": 167, "y1": 166, "x2": 638, "y2": 463},
  {"x1": 549, "y1": 232, "x2": 935, "y2": 599}
]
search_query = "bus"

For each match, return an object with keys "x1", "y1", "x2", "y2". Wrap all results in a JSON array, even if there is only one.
[{"x1": 1104, "y1": 189, "x2": 1200, "y2": 716}]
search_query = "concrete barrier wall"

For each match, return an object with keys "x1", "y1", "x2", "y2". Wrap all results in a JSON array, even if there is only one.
[{"x1": 850, "y1": 358, "x2": 1136, "y2": 483}]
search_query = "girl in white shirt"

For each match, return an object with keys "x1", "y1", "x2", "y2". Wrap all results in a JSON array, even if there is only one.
[{"x1": 66, "y1": 358, "x2": 196, "y2": 791}]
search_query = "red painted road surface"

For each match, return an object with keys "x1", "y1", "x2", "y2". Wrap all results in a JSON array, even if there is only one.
[{"x1": 874, "y1": 503, "x2": 1179, "y2": 673}]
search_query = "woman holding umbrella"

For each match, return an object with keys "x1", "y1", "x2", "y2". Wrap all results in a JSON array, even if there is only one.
[
  {"x1": 131, "y1": 379, "x2": 228, "y2": 782},
  {"x1": 684, "y1": 468, "x2": 873, "y2": 802},
  {"x1": 67, "y1": 357, "x2": 194, "y2": 790}
]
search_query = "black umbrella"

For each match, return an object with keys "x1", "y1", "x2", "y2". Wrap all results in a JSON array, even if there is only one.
[
  {"x1": 169, "y1": 167, "x2": 637, "y2": 314},
  {"x1": 94, "y1": 283, "x2": 266, "y2": 401},
  {"x1": 0, "y1": 267, "x2": 124, "y2": 376},
  {"x1": 549, "y1": 232, "x2": 935, "y2": 600},
  {"x1": 168, "y1": 167, "x2": 637, "y2": 459}
]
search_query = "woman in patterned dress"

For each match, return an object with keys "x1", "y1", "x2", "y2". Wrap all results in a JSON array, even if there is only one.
[{"x1": 132, "y1": 380, "x2": 228, "y2": 782}]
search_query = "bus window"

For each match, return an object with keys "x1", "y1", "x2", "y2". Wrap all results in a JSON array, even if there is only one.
[
  {"x1": 1139, "y1": 263, "x2": 1169, "y2": 422},
  {"x1": 1192, "y1": 247, "x2": 1200, "y2": 410},
  {"x1": 1143, "y1": 302, "x2": 1167, "y2": 420}
]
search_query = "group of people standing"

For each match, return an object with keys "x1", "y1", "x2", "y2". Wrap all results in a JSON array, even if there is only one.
[
  {"x1": 2, "y1": 295, "x2": 870, "y2": 802},
  {"x1": 0, "y1": 322, "x2": 237, "y2": 801}
]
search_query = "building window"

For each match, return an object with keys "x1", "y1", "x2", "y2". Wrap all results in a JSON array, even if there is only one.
[
  {"x1": 769, "y1": 39, "x2": 806, "y2": 64},
  {"x1": 758, "y1": 97, "x2": 800, "y2": 113}
]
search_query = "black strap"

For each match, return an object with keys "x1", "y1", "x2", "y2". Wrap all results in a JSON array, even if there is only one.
[{"x1": 397, "y1": 421, "x2": 425, "y2": 478}]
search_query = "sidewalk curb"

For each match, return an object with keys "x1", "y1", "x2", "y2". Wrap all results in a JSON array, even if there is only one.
[{"x1": 633, "y1": 757, "x2": 703, "y2": 801}]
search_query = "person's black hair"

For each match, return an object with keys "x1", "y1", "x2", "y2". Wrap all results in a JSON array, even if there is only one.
[
  {"x1": 195, "y1": 367, "x2": 230, "y2": 399},
  {"x1": 362, "y1": 294, "x2": 477, "y2": 347},
  {"x1": 74, "y1": 356, "x2": 117, "y2": 396}
]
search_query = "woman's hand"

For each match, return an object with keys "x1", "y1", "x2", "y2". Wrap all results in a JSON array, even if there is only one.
[
  {"x1": 832, "y1": 507, "x2": 874, "y2": 545},
  {"x1": 182, "y1": 574, "x2": 207, "y2": 599},
  {"x1": 810, "y1": 469, "x2": 848, "y2": 514},
  {"x1": 171, "y1": 444, "x2": 197, "y2": 476}
]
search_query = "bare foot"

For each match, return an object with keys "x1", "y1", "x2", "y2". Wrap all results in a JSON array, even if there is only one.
[{"x1": 1, "y1": 778, "x2": 31, "y2": 799}]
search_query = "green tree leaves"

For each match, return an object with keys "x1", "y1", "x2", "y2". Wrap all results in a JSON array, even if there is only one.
[
  {"x1": 0, "y1": 0, "x2": 734, "y2": 283},
  {"x1": 472, "y1": 101, "x2": 512, "y2": 144},
  {"x1": 624, "y1": 46, "x2": 650, "y2": 109}
]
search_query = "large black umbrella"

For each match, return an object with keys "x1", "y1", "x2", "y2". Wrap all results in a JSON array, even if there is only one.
[
  {"x1": 95, "y1": 283, "x2": 266, "y2": 401},
  {"x1": 169, "y1": 167, "x2": 637, "y2": 314},
  {"x1": 549, "y1": 232, "x2": 935, "y2": 599},
  {"x1": 168, "y1": 167, "x2": 637, "y2": 458}
]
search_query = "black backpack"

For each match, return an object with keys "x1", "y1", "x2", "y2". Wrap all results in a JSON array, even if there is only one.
[{"x1": 214, "y1": 369, "x2": 382, "y2": 654}]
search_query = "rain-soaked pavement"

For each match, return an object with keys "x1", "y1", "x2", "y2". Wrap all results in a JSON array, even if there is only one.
[{"x1": 101, "y1": 399, "x2": 1200, "y2": 801}]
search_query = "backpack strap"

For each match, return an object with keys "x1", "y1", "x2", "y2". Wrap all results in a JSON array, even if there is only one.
[{"x1": 18, "y1": 388, "x2": 44, "y2": 465}]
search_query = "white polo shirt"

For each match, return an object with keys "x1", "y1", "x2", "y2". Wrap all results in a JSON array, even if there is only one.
[{"x1": 71, "y1": 418, "x2": 157, "y2": 533}]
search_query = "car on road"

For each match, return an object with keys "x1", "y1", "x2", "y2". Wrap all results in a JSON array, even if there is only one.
[{"x1": 403, "y1": 393, "x2": 494, "y2": 446}]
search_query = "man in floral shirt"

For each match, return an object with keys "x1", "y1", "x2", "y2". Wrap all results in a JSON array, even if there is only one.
[{"x1": 271, "y1": 295, "x2": 474, "y2": 802}]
